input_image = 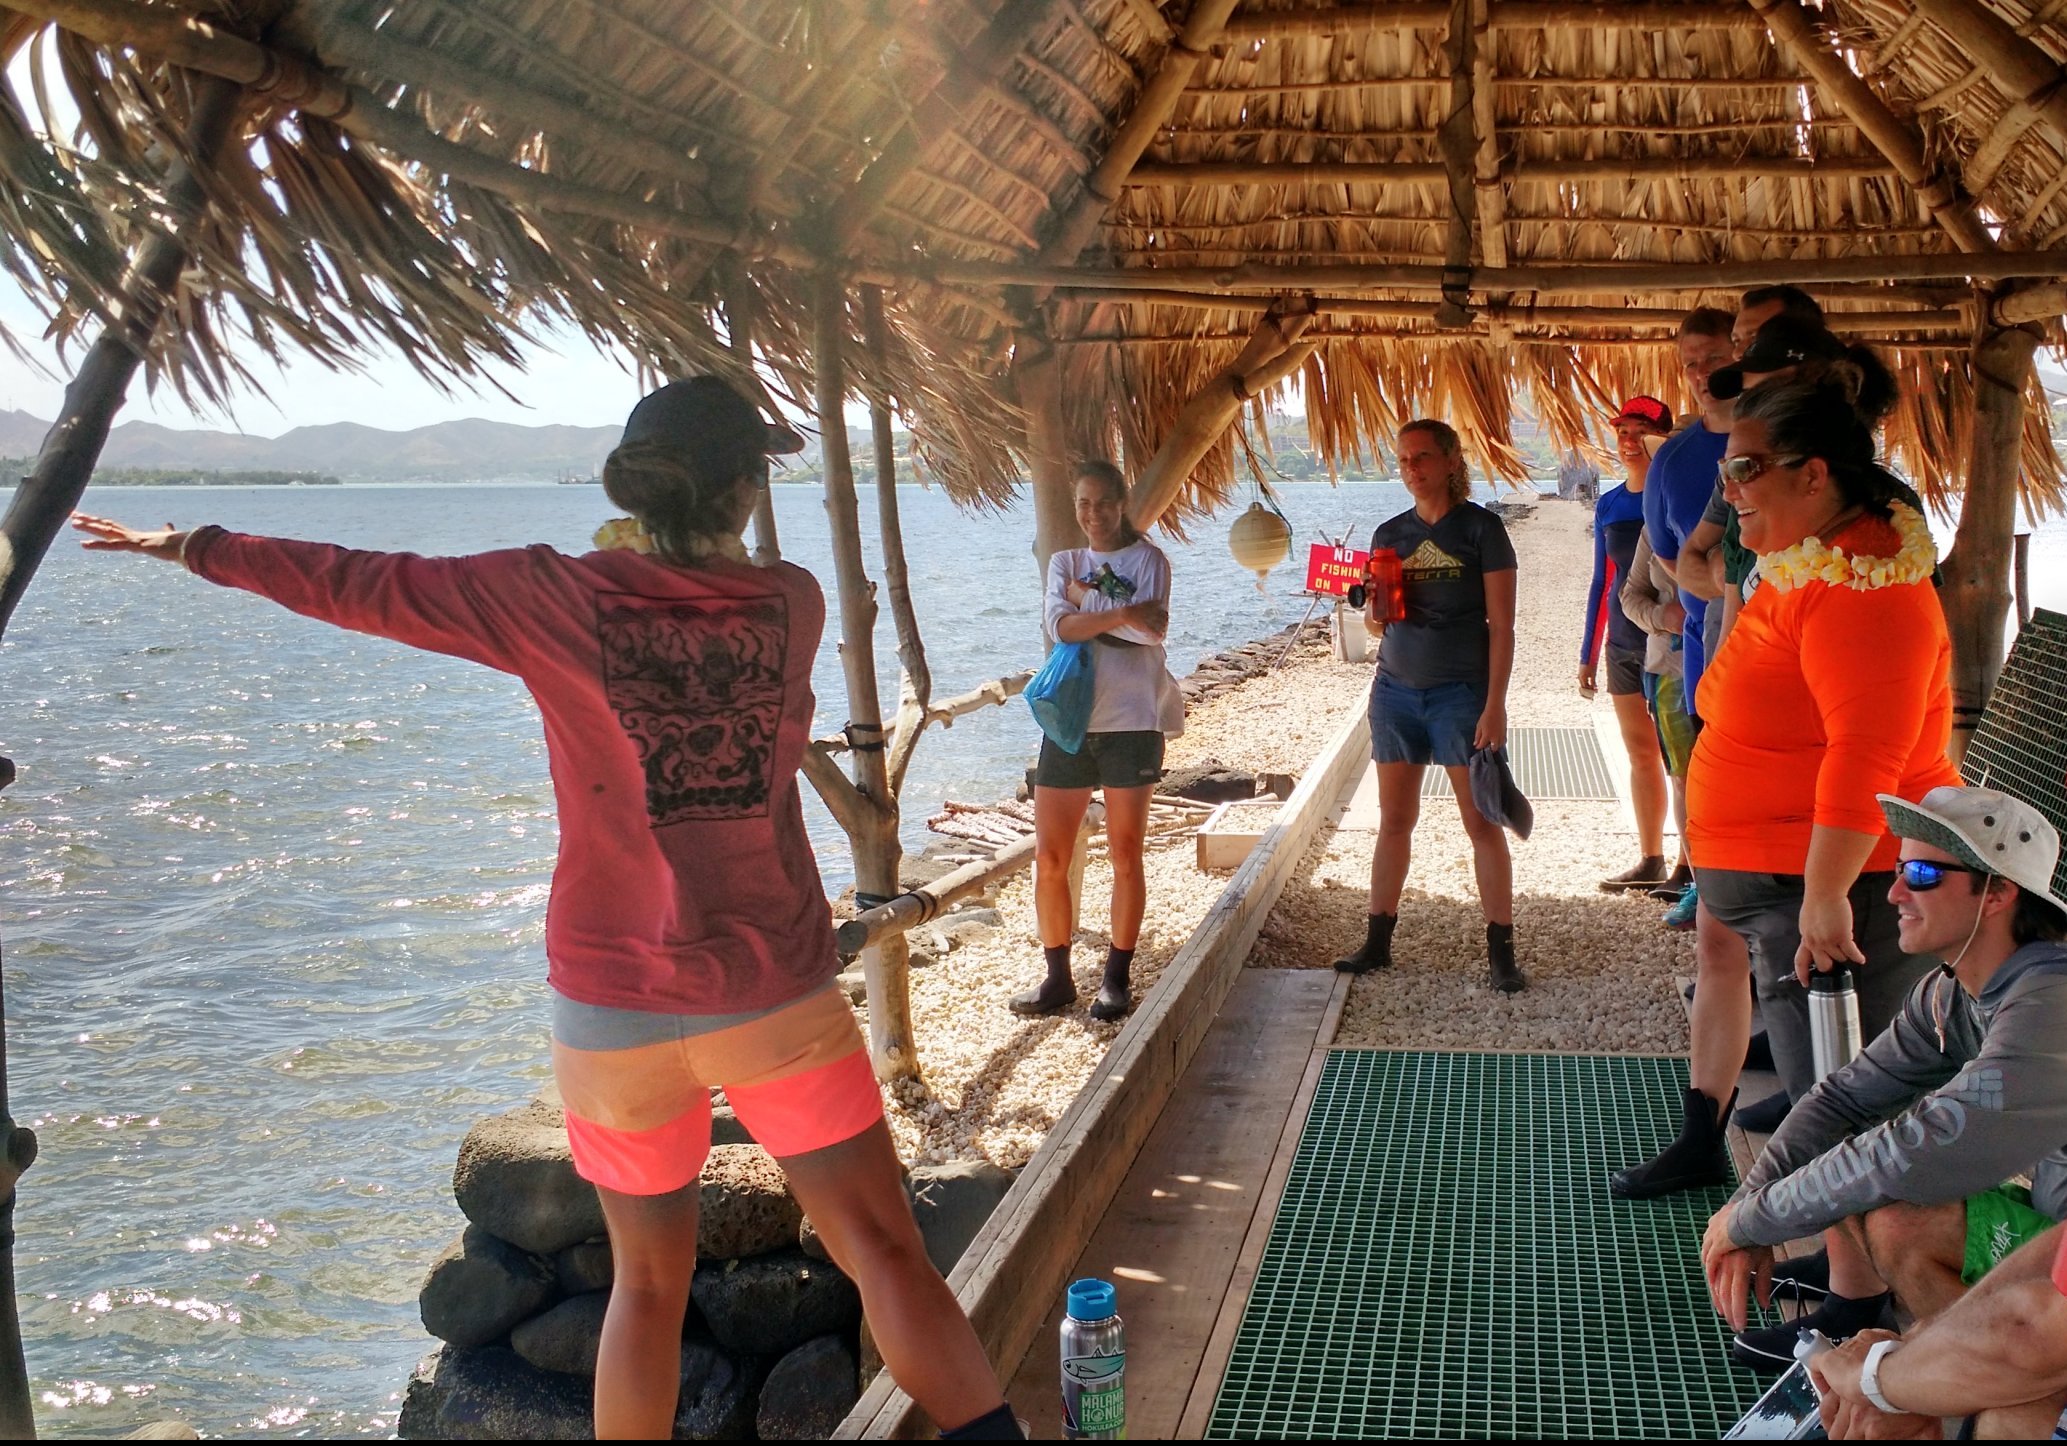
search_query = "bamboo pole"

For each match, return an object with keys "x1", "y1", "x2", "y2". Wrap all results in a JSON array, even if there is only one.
[
  {"x1": 1941, "y1": 303, "x2": 2042, "y2": 761},
  {"x1": 911, "y1": 249, "x2": 2067, "y2": 295},
  {"x1": 1123, "y1": 155, "x2": 1896, "y2": 186},
  {"x1": 715, "y1": 259, "x2": 781, "y2": 567},
  {"x1": 1747, "y1": 0, "x2": 1994, "y2": 254},
  {"x1": 1035, "y1": 0, "x2": 1244, "y2": 273},
  {"x1": 1469, "y1": 0, "x2": 1507, "y2": 273},
  {"x1": 1050, "y1": 290, "x2": 1967, "y2": 328},
  {"x1": 1053, "y1": 327, "x2": 1969, "y2": 350},
  {"x1": 1907, "y1": 0, "x2": 2067, "y2": 158},
  {"x1": 836, "y1": 801, "x2": 1105, "y2": 957},
  {"x1": 1012, "y1": 325, "x2": 1086, "y2": 578},
  {"x1": 1217, "y1": 0, "x2": 1765, "y2": 36},
  {"x1": 1435, "y1": 0, "x2": 1479, "y2": 322},
  {"x1": 830, "y1": 0, "x2": 1069, "y2": 250},
  {"x1": 1126, "y1": 304, "x2": 1320, "y2": 531},
  {"x1": 1185, "y1": 75, "x2": 1811, "y2": 94},
  {"x1": 0, "y1": 71, "x2": 247, "y2": 1441},
  {"x1": 273, "y1": 6, "x2": 711, "y2": 191},
  {"x1": 812, "y1": 271, "x2": 915, "y2": 1082}
]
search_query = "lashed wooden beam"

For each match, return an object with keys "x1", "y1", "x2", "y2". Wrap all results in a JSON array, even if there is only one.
[
  {"x1": 1469, "y1": 0, "x2": 1508, "y2": 272},
  {"x1": 1051, "y1": 289, "x2": 1969, "y2": 328},
  {"x1": 831, "y1": 0, "x2": 1070, "y2": 250},
  {"x1": 273, "y1": 7, "x2": 710, "y2": 192},
  {"x1": 1218, "y1": 1, "x2": 1764, "y2": 39},
  {"x1": 1036, "y1": 0, "x2": 1244, "y2": 271},
  {"x1": 1907, "y1": 0, "x2": 2067, "y2": 158},
  {"x1": 1189, "y1": 74, "x2": 1807, "y2": 93},
  {"x1": 1054, "y1": 327, "x2": 1970, "y2": 350},
  {"x1": 1747, "y1": 0, "x2": 1996, "y2": 254},
  {"x1": 1434, "y1": 0, "x2": 1479, "y2": 321},
  {"x1": 1995, "y1": 281, "x2": 2067, "y2": 324},
  {"x1": 1126, "y1": 156, "x2": 1896, "y2": 185},
  {"x1": 913, "y1": 249, "x2": 2067, "y2": 293}
]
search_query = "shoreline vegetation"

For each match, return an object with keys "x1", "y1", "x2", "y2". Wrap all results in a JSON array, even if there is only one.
[{"x1": 1, "y1": 459, "x2": 339, "y2": 486}]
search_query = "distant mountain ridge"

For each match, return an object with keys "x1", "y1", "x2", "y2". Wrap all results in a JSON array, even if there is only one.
[{"x1": 0, "y1": 409, "x2": 623, "y2": 482}]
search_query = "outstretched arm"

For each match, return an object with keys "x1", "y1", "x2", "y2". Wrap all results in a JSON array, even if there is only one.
[{"x1": 72, "y1": 513, "x2": 189, "y2": 561}]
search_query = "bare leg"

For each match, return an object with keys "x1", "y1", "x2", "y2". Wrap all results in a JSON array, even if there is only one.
[
  {"x1": 593, "y1": 1181, "x2": 702, "y2": 1440},
  {"x1": 1101, "y1": 784, "x2": 1153, "y2": 951},
  {"x1": 780, "y1": 1121, "x2": 1005, "y2": 1433},
  {"x1": 1367, "y1": 762, "x2": 1424, "y2": 914},
  {"x1": 1613, "y1": 689, "x2": 1668, "y2": 860},
  {"x1": 1688, "y1": 905, "x2": 1755, "y2": 1103},
  {"x1": 1032, "y1": 785, "x2": 1092, "y2": 950},
  {"x1": 1862, "y1": 1200, "x2": 1971, "y2": 1321},
  {"x1": 1443, "y1": 766, "x2": 1512, "y2": 926},
  {"x1": 1669, "y1": 774, "x2": 1690, "y2": 872}
]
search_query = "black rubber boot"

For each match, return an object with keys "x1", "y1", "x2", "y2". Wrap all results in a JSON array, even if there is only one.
[
  {"x1": 1334, "y1": 912, "x2": 1397, "y2": 973},
  {"x1": 1009, "y1": 945, "x2": 1077, "y2": 1016},
  {"x1": 1735, "y1": 1089, "x2": 1793, "y2": 1135},
  {"x1": 1732, "y1": 1291, "x2": 1893, "y2": 1374},
  {"x1": 1608, "y1": 1087, "x2": 1737, "y2": 1199},
  {"x1": 939, "y1": 1403, "x2": 1027, "y2": 1440},
  {"x1": 1089, "y1": 946, "x2": 1134, "y2": 1022},
  {"x1": 1487, "y1": 921, "x2": 1526, "y2": 993}
]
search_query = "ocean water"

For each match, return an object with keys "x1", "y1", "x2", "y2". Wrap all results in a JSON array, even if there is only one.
[{"x1": 0, "y1": 479, "x2": 1410, "y2": 1438}]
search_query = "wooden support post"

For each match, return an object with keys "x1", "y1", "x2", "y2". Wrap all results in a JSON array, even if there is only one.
[
  {"x1": 1469, "y1": 0, "x2": 1507, "y2": 273},
  {"x1": 0, "y1": 73, "x2": 247, "y2": 1440},
  {"x1": 0, "y1": 79, "x2": 247, "y2": 637},
  {"x1": 812, "y1": 270, "x2": 916, "y2": 1081},
  {"x1": 1013, "y1": 327, "x2": 1085, "y2": 579},
  {"x1": 1941, "y1": 301, "x2": 2042, "y2": 762},
  {"x1": 1747, "y1": 0, "x2": 1994, "y2": 254},
  {"x1": 1125, "y1": 305, "x2": 1320, "y2": 533}
]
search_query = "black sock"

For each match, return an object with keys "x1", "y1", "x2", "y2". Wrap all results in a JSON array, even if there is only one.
[
  {"x1": 940, "y1": 1403, "x2": 1025, "y2": 1440},
  {"x1": 1813, "y1": 1289, "x2": 1892, "y2": 1337},
  {"x1": 1101, "y1": 946, "x2": 1134, "y2": 996},
  {"x1": 1043, "y1": 944, "x2": 1072, "y2": 988}
]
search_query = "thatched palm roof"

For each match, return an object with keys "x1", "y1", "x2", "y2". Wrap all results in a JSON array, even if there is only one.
[{"x1": 2, "y1": 0, "x2": 2065, "y2": 515}]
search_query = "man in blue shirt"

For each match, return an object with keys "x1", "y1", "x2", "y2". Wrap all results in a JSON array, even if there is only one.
[{"x1": 1641, "y1": 308, "x2": 1736, "y2": 718}]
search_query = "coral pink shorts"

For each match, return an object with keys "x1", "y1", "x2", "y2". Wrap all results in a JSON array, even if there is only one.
[{"x1": 550, "y1": 982, "x2": 882, "y2": 1196}]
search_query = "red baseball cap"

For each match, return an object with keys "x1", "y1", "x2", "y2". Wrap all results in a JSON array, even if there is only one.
[{"x1": 1611, "y1": 395, "x2": 1673, "y2": 431}]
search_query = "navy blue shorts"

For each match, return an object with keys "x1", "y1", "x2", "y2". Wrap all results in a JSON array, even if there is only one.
[{"x1": 1369, "y1": 675, "x2": 1485, "y2": 768}]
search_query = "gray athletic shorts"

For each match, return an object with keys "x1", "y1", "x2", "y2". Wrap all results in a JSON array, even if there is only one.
[
  {"x1": 1695, "y1": 867, "x2": 1937, "y2": 1103},
  {"x1": 1603, "y1": 645, "x2": 1645, "y2": 697}
]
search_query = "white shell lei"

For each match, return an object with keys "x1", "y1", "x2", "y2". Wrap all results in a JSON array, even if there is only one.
[
  {"x1": 592, "y1": 517, "x2": 751, "y2": 565},
  {"x1": 1750, "y1": 501, "x2": 1935, "y2": 595}
]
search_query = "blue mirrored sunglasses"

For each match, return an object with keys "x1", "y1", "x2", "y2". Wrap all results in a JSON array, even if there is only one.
[{"x1": 1898, "y1": 858, "x2": 1984, "y2": 891}]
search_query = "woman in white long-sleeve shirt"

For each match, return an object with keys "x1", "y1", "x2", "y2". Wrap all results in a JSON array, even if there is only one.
[{"x1": 1012, "y1": 461, "x2": 1182, "y2": 1022}]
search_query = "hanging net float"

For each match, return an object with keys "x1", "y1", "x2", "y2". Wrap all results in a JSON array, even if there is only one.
[{"x1": 1226, "y1": 500, "x2": 1292, "y2": 592}]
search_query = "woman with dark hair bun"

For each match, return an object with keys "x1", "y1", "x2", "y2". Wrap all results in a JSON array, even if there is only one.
[
  {"x1": 1683, "y1": 373, "x2": 1959, "y2": 1370},
  {"x1": 69, "y1": 376, "x2": 1024, "y2": 1442}
]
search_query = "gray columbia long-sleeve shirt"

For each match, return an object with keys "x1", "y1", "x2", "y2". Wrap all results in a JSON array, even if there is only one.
[{"x1": 1728, "y1": 941, "x2": 2067, "y2": 1247}]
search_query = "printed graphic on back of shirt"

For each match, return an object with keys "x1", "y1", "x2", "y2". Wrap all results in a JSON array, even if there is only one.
[
  {"x1": 1401, "y1": 539, "x2": 1466, "y2": 581},
  {"x1": 595, "y1": 591, "x2": 788, "y2": 824}
]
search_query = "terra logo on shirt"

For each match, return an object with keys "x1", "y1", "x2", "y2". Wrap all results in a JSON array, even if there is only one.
[{"x1": 1401, "y1": 539, "x2": 1466, "y2": 582}]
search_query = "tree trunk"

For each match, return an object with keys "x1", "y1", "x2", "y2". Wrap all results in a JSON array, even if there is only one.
[
  {"x1": 812, "y1": 271, "x2": 916, "y2": 1080},
  {"x1": 1942, "y1": 308, "x2": 2040, "y2": 765},
  {"x1": 0, "y1": 73, "x2": 247, "y2": 1439},
  {"x1": 1013, "y1": 329, "x2": 1083, "y2": 580}
]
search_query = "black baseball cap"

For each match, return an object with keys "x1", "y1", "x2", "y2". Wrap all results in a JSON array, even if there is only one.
[
  {"x1": 620, "y1": 376, "x2": 806, "y2": 455},
  {"x1": 1709, "y1": 317, "x2": 1848, "y2": 400}
]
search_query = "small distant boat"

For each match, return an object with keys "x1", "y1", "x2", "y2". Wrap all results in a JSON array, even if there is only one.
[{"x1": 557, "y1": 470, "x2": 599, "y2": 485}]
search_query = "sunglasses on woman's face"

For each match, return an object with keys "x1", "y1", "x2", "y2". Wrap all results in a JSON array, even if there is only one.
[
  {"x1": 1898, "y1": 858, "x2": 1984, "y2": 891},
  {"x1": 1717, "y1": 453, "x2": 1806, "y2": 487}
]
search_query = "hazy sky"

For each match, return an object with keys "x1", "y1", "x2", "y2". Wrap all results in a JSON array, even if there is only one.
[{"x1": 0, "y1": 283, "x2": 654, "y2": 435}]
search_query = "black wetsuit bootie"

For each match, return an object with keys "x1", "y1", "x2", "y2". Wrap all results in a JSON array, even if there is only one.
[
  {"x1": 1333, "y1": 912, "x2": 1396, "y2": 973},
  {"x1": 1090, "y1": 946, "x2": 1134, "y2": 1022},
  {"x1": 1010, "y1": 944, "x2": 1077, "y2": 1016}
]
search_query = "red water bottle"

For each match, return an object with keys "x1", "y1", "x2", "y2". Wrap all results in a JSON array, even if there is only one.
[{"x1": 1366, "y1": 548, "x2": 1406, "y2": 623}]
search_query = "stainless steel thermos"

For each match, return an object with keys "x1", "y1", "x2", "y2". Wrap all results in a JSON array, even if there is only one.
[
  {"x1": 1060, "y1": 1277, "x2": 1125, "y2": 1440},
  {"x1": 1808, "y1": 964, "x2": 1864, "y2": 1080}
]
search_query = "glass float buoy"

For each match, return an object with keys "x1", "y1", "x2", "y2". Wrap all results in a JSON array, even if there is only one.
[{"x1": 1227, "y1": 501, "x2": 1292, "y2": 591}]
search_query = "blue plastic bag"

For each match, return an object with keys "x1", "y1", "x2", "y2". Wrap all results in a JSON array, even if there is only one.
[{"x1": 1026, "y1": 641, "x2": 1095, "y2": 755}]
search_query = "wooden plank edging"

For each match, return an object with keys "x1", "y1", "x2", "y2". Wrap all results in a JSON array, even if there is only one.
[{"x1": 835, "y1": 699, "x2": 1373, "y2": 1439}]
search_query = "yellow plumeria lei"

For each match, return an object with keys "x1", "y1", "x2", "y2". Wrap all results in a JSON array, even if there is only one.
[
  {"x1": 592, "y1": 516, "x2": 751, "y2": 565},
  {"x1": 1751, "y1": 501, "x2": 1935, "y2": 595}
]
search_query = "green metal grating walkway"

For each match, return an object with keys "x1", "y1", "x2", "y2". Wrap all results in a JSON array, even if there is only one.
[
  {"x1": 1206, "y1": 1051, "x2": 1767, "y2": 1439},
  {"x1": 1421, "y1": 726, "x2": 1618, "y2": 801}
]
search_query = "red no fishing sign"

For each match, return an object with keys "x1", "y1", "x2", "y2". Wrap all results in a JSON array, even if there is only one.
[{"x1": 1304, "y1": 542, "x2": 1369, "y2": 597}]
